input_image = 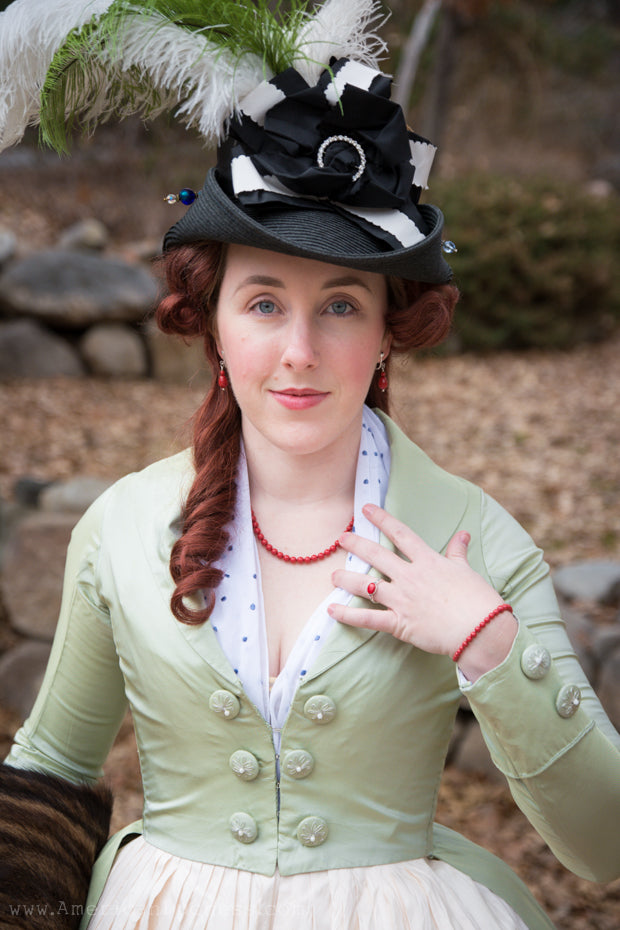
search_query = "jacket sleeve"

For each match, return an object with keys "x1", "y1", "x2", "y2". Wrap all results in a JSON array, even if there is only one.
[
  {"x1": 3, "y1": 489, "x2": 128, "y2": 784},
  {"x1": 460, "y1": 490, "x2": 620, "y2": 883}
]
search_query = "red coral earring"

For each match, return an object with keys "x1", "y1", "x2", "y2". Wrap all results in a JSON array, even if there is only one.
[
  {"x1": 377, "y1": 353, "x2": 388, "y2": 392},
  {"x1": 217, "y1": 359, "x2": 228, "y2": 390}
]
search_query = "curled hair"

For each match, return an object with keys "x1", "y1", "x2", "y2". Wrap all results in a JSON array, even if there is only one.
[
  {"x1": 156, "y1": 243, "x2": 458, "y2": 624},
  {"x1": 366, "y1": 277, "x2": 459, "y2": 411},
  {"x1": 155, "y1": 242, "x2": 240, "y2": 625}
]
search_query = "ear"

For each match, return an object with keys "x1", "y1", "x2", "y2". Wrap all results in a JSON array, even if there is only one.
[
  {"x1": 381, "y1": 330, "x2": 393, "y2": 361},
  {"x1": 211, "y1": 330, "x2": 223, "y2": 359}
]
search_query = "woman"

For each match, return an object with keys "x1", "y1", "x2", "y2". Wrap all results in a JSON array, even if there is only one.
[
  {"x1": 4, "y1": 245, "x2": 620, "y2": 930},
  {"x1": 1, "y1": 1, "x2": 619, "y2": 929}
]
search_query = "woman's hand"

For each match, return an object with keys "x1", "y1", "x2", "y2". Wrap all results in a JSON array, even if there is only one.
[{"x1": 328, "y1": 503, "x2": 517, "y2": 681}]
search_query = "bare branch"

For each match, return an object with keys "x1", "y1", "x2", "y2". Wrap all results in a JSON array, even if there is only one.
[{"x1": 393, "y1": 0, "x2": 443, "y2": 109}]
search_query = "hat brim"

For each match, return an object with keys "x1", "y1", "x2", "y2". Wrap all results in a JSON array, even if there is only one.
[{"x1": 163, "y1": 170, "x2": 452, "y2": 284}]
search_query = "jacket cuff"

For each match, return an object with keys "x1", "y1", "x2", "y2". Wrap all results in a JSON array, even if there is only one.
[
  {"x1": 460, "y1": 623, "x2": 593, "y2": 779},
  {"x1": 0, "y1": 765, "x2": 112, "y2": 929}
]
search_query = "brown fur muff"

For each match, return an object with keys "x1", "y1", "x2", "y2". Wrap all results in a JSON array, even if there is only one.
[{"x1": 0, "y1": 765, "x2": 112, "y2": 929}]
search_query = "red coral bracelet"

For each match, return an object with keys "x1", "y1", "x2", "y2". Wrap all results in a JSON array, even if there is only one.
[{"x1": 452, "y1": 603, "x2": 513, "y2": 663}]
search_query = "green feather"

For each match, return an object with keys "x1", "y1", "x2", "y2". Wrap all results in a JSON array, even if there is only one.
[{"x1": 39, "y1": 0, "x2": 317, "y2": 153}]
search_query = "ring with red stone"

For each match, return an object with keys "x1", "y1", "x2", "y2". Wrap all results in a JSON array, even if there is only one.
[{"x1": 366, "y1": 580, "x2": 381, "y2": 604}]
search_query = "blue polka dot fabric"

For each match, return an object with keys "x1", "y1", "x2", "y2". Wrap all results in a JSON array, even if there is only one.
[{"x1": 205, "y1": 405, "x2": 390, "y2": 753}]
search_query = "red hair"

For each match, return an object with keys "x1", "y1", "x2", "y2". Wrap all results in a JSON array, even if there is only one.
[{"x1": 155, "y1": 242, "x2": 458, "y2": 624}]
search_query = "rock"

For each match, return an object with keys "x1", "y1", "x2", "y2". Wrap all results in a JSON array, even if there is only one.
[
  {"x1": 0, "y1": 498, "x2": 24, "y2": 569},
  {"x1": 0, "y1": 249, "x2": 159, "y2": 328},
  {"x1": 145, "y1": 317, "x2": 211, "y2": 384},
  {"x1": 446, "y1": 710, "x2": 468, "y2": 765},
  {"x1": 2, "y1": 512, "x2": 78, "y2": 640},
  {"x1": 597, "y1": 647, "x2": 620, "y2": 732},
  {"x1": 0, "y1": 227, "x2": 16, "y2": 268},
  {"x1": 0, "y1": 318, "x2": 85, "y2": 378},
  {"x1": 592, "y1": 625, "x2": 620, "y2": 664},
  {"x1": 57, "y1": 218, "x2": 109, "y2": 252},
  {"x1": 12, "y1": 476, "x2": 53, "y2": 508},
  {"x1": 40, "y1": 476, "x2": 112, "y2": 513},
  {"x1": 559, "y1": 604, "x2": 597, "y2": 684},
  {"x1": 120, "y1": 239, "x2": 162, "y2": 263},
  {"x1": 553, "y1": 560, "x2": 620, "y2": 606},
  {"x1": 593, "y1": 155, "x2": 620, "y2": 191},
  {"x1": 583, "y1": 178, "x2": 614, "y2": 199},
  {"x1": 80, "y1": 323, "x2": 148, "y2": 377},
  {"x1": 450, "y1": 720, "x2": 504, "y2": 784},
  {"x1": 0, "y1": 147, "x2": 38, "y2": 169},
  {"x1": 0, "y1": 642, "x2": 51, "y2": 720}
]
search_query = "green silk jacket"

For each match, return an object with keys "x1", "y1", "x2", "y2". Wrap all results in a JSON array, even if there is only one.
[{"x1": 6, "y1": 414, "x2": 620, "y2": 929}]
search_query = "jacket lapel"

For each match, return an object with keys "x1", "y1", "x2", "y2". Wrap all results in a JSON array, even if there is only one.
[
  {"x1": 379, "y1": 412, "x2": 470, "y2": 554},
  {"x1": 302, "y1": 414, "x2": 470, "y2": 683},
  {"x1": 180, "y1": 620, "x2": 244, "y2": 690},
  {"x1": 134, "y1": 452, "x2": 243, "y2": 691}
]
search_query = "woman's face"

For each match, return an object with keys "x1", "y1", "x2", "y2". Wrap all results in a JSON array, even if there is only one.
[{"x1": 215, "y1": 244, "x2": 391, "y2": 460}]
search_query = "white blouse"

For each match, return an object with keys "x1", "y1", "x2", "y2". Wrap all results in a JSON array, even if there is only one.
[{"x1": 205, "y1": 405, "x2": 391, "y2": 753}]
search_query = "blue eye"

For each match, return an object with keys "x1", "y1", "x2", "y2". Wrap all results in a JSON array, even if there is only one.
[
  {"x1": 328, "y1": 300, "x2": 352, "y2": 315},
  {"x1": 255, "y1": 300, "x2": 276, "y2": 314}
]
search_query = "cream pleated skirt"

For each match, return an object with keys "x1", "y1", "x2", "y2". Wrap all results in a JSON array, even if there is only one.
[{"x1": 88, "y1": 837, "x2": 528, "y2": 930}]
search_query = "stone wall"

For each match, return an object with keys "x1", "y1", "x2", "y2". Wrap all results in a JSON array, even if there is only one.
[{"x1": 0, "y1": 219, "x2": 207, "y2": 383}]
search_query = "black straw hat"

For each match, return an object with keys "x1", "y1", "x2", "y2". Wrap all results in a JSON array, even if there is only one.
[
  {"x1": 164, "y1": 58, "x2": 453, "y2": 284},
  {"x1": 0, "y1": 0, "x2": 454, "y2": 284},
  {"x1": 164, "y1": 168, "x2": 450, "y2": 284}
]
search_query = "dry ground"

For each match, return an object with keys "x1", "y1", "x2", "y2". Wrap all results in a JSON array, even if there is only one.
[{"x1": 1, "y1": 338, "x2": 619, "y2": 928}]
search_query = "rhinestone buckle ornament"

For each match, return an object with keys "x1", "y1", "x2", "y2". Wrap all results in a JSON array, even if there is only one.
[
  {"x1": 164, "y1": 188, "x2": 197, "y2": 205},
  {"x1": 442, "y1": 240, "x2": 457, "y2": 254},
  {"x1": 316, "y1": 134, "x2": 367, "y2": 182}
]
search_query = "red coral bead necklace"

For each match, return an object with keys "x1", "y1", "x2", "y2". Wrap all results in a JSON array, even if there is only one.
[{"x1": 251, "y1": 510, "x2": 354, "y2": 563}]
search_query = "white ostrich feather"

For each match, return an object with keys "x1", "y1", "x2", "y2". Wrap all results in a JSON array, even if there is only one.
[
  {"x1": 0, "y1": 0, "x2": 115, "y2": 151},
  {"x1": 57, "y1": 12, "x2": 265, "y2": 143},
  {"x1": 0, "y1": 0, "x2": 389, "y2": 154},
  {"x1": 111, "y1": 15, "x2": 266, "y2": 142},
  {"x1": 293, "y1": 0, "x2": 388, "y2": 84}
]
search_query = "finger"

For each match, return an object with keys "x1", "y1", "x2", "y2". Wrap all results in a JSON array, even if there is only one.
[
  {"x1": 338, "y1": 532, "x2": 404, "y2": 578},
  {"x1": 327, "y1": 602, "x2": 396, "y2": 634},
  {"x1": 332, "y1": 570, "x2": 391, "y2": 605},
  {"x1": 361, "y1": 503, "x2": 430, "y2": 561},
  {"x1": 445, "y1": 531, "x2": 471, "y2": 563}
]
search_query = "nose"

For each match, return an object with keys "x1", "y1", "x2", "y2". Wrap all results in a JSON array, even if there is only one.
[{"x1": 280, "y1": 316, "x2": 319, "y2": 370}]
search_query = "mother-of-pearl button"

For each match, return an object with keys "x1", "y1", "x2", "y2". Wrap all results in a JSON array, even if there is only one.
[
  {"x1": 303, "y1": 695, "x2": 336, "y2": 724},
  {"x1": 282, "y1": 749, "x2": 314, "y2": 779},
  {"x1": 229, "y1": 812, "x2": 258, "y2": 844},
  {"x1": 555, "y1": 683, "x2": 581, "y2": 718},
  {"x1": 209, "y1": 689, "x2": 240, "y2": 719},
  {"x1": 229, "y1": 749, "x2": 260, "y2": 781},
  {"x1": 297, "y1": 815, "x2": 328, "y2": 847},
  {"x1": 520, "y1": 643, "x2": 551, "y2": 680}
]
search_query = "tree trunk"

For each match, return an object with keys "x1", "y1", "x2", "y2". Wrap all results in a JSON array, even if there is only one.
[
  {"x1": 393, "y1": 0, "x2": 443, "y2": 111},
  {"x1": 422, "y1": 5, "x2": 458, "y2": 159}
]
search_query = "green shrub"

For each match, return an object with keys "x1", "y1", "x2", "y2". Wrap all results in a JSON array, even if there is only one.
[{"x1": 429, "y1": 175, "x2": 620, "y2": 351}]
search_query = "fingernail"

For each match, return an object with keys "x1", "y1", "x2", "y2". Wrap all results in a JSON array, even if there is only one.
[{"x1": 362, "y1": 503, "x2": 378, "y2": 516}]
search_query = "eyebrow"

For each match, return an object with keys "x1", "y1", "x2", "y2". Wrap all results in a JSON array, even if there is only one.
[
  {"x1": 234, "y1": 275, "x2": 283, "y2": 293},
  {"x1": 233, "y1": 273, "x2": 374, "y2": 294},
  {"x1": 321, "y1": 275, "x2": 373, "y2": 294}
]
